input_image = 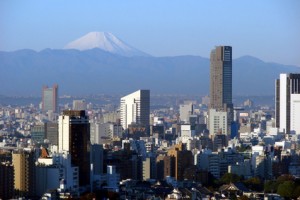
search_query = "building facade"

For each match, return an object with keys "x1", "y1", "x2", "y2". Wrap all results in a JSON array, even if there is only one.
[
  {"x1": 72, "y1": 99, "x2": 87, "y2": 110},
  {"x1": 58, "y1": 110, "x2": 90, "y2": 187},
  {"x1": 209, "y1": 46, "x2": 233, "y2": 135},
  {"x1": 209, "y1": 109, "x2": 227, "y2": 135},
  {"x1": 12, "y1": 150, "x2": 36, "y2": 197},
  {"x1": 31, "y1": 124, "x2": 45, "y2": 143},
  {"x1": 120, "y1": 90, "x2": 150, "y2": 130},
  {"x1": 45, "y1": 122, "x2": 58, "y2": 145},
  {"x1": 179, "y1": 103, "x2": 193, "y2": 123},
  {"x1": 42, "y1": 84, "x2": 58, "y2": 113},
  {"x1": 0, "y1": 162, "x2": 14, "y2": 199},
  {"x1": 276, "y1": 73, "x2": 300, "y2": 134}
]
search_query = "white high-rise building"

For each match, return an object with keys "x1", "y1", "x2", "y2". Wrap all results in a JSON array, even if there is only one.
[
  {"x1": 276, "y1": 73, "x2": 300, "y2": 134},
  {"x1": 90, "y1": 122, "x2": 123, "y2": 144},
  {"x1": 120, "y1": 90, "x2": 150, "y2": 130},
  {"x1": 179, "y1": 103, "x2": 193, "y2": 123},
  {"x1": 209, "y1": 109, "x2": 227, "y2": 135}
]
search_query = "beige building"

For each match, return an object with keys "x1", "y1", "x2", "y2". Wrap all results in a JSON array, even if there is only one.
[
  {"x1": 167, "y1": 143, "x2": 194, "y2": 181},
  {"x1": 12, "y1": 150, "x2": 36, "y2": 196}
]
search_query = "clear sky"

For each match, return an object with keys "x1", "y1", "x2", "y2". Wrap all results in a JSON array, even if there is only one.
[{"x1": 1, "y1": 0, "x2": 299, "y2": 66}]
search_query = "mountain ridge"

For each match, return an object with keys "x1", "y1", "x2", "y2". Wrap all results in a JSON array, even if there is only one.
[{"x1": 0, "y1": 48, "x2": 299, "y2": 96}]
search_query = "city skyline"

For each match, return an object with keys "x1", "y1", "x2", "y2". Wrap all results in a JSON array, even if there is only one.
[
  {"x1": 2, "y1": 1, "x2": 300, "y2": 199},
  {"x1": 1, "y1": 0, "x2": 300, "y2": 66}
]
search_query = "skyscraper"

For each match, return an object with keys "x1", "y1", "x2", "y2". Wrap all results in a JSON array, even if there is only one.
[
  {"x1": 42, "y1": 84, "x2": 58, "y2": 113},
  {"x1": 276, "y1": 73, "x2": 300, "y2": 134},
  {"x1": 209, "y1": 46, "x2": 233, "y2": 135},
  {"x1": 58, "y1": 110, "x2": 90, "y2": 187},
  {"x1": 210, "y1": 46, "x2": 232, "y2": 110},
  {"x1": 120, "y1": 90, "x2": 150, "y2": 130}
]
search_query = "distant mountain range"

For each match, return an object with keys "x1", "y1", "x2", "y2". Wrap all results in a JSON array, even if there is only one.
[{"x1": 0, "y1": 32, "x2": 299, "y2": 96}]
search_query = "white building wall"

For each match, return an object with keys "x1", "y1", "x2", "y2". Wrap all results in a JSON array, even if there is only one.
[
  {"x1": 291, "y1": 94, "x2": 300, "y2": 134},
  {"x1": 209, "y1": 109, "x2": 227, "y2": 135},
  {"x1": 58, "y1": 115, "x2": 70, "y2": 152},
  {"x1": 120, "y1": 90, "x2": 150, "y2": 130},
  {"x1": 53, "y1": 153, "x2": 79, "y2": 192},
  {"x1": 279, "y1": 74, "x2": 287, "y2": 132},
  {"x1": 180, "y1": 124, "x2": 195, "y2": 137},
  {"x1": 90, "y1": 122, "x2": 99, "y2": 144},
  {"x1": 179, "y1": 104, "x2": 193, "y2": 123}
]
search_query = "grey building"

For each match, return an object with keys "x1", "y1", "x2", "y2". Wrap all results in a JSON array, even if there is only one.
[
  {"x1": 45, "y1": 122, "x2": 58, "y2": 145},
  {"x1": 42, "y1": 84, "x2": 58, "y2": 113},
  {"x1": 209, "y1": 46, "x2": 233, "y2": 135}
]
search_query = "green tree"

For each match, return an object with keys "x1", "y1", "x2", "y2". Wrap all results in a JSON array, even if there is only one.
[
  {"x1": 277, "y1": 174, "x2": 294, "y2": 183},
  {"x1": 220, "y1": 173, "x2": 242, "y2": 184},
  {"x1": 244, "y1": 177, "x2": 263, "y2": 191},
  {"x1": 277, "y1": 181, "x2": 295, "y2": 199},
  {"x1": 293, "y1": 186, "x2": 300, "y2": 199},
  {"x1": 264, "y1": 180, "x2": 280, "y2": 193}
]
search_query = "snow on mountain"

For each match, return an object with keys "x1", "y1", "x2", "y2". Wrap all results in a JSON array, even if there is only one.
[{"x1": 64, "y1": 32, "x2": 150, "y2": 57}]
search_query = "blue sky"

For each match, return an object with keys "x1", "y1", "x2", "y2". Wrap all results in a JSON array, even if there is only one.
[{"x1": 1, "y1": 0, "x2": 299, "y2": 66}]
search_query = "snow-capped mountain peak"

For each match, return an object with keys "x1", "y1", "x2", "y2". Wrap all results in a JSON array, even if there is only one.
[{"x1": 64, "y1": 32, "x2": 150, "y2": 57}]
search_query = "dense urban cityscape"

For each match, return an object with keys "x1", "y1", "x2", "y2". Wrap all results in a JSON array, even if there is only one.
[{"x1": 0, "y1": 45, "x2": 300, "y2": 199}]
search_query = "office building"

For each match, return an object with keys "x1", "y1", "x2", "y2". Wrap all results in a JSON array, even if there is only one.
[
  {"x1": 213, "y1": 134, "x2": 228, "y2": 151},
  {"x1": 58, "y1": 110, "x2": 90, "y2": 187},
  {"x1": 209, "y1": 46, "x2": 233, "y2": 135},
  {"x1": 142, "y1": 156, "x2": 156, "y2": 180},
  {"x1": 31, "y1": 124, "x2": 45, "y2": 143},
  {"x1": 12, "y1": 150, "x2": 36, "y2": 197},
  {"x1": 209, "y1": 109, "x2": 227, "y2": 135},
  {"x1": 42, "y1": 84, "x2": 58, "y2": 113},
  {"x1": 0, "y1": 162, "x2": 14, "y2": 199},
  {"x1": 179, "y1": 103, "x2": 193, "y2": 123},
  {"x1": 45, "y1": 122, "x2": 58, "y2": 145},
  {"x1": 167, "y1": 143, "x2": 194, "y2": 181},
  {"x1": 276, "y1": 73, "x2": 300, "y2": 134},
  {"x1": 36, "y1": 152, "x2": 79, "y2": 197},
  {"x1": 90, "y1": 122, "x2": 122, "y2": 144},
  {"x1": 105, "y1": 165, "x2": 120, "y2": 192},
  {"x1": 73, "y1": 99, "x2": 87, "y2": 110},
  {"x1": 120, "y1": 90, "x2": 150, "y2": 130}
]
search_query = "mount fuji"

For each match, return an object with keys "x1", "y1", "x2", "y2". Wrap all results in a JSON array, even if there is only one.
[{"x1": 64, "y1": 32, "x2": 150, "y2": 57}]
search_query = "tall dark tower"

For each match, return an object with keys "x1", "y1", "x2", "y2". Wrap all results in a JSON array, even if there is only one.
[
  {"x1": 209, "y1": 46, "x2": 233, "y2": 135},
  {"x1": 58, "y1": 110, "x2": 90, "y2": 187},
  {"x1": 210, "y1": 46, "x2": 232, "y2": 110}
]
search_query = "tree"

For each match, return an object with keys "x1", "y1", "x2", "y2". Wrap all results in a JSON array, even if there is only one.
[
  {"x1": 264, "y1": 180, "x2": 279, "y2": 193},
  {"x1": 277, "y1": 181, "x2": 295, "y2": 199},
  {"x1": 276, "y1": 174, "x2": 294, "y2": 183},
  {"x1": 293, "y1": 186, "x2": 300, "y2": 199},
  {"x1": 244, "y1": 177, "x2": 263, "y2": 191},
  {"x1": 220, "y1": 173, "x2": 242, "y2": 184}
]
